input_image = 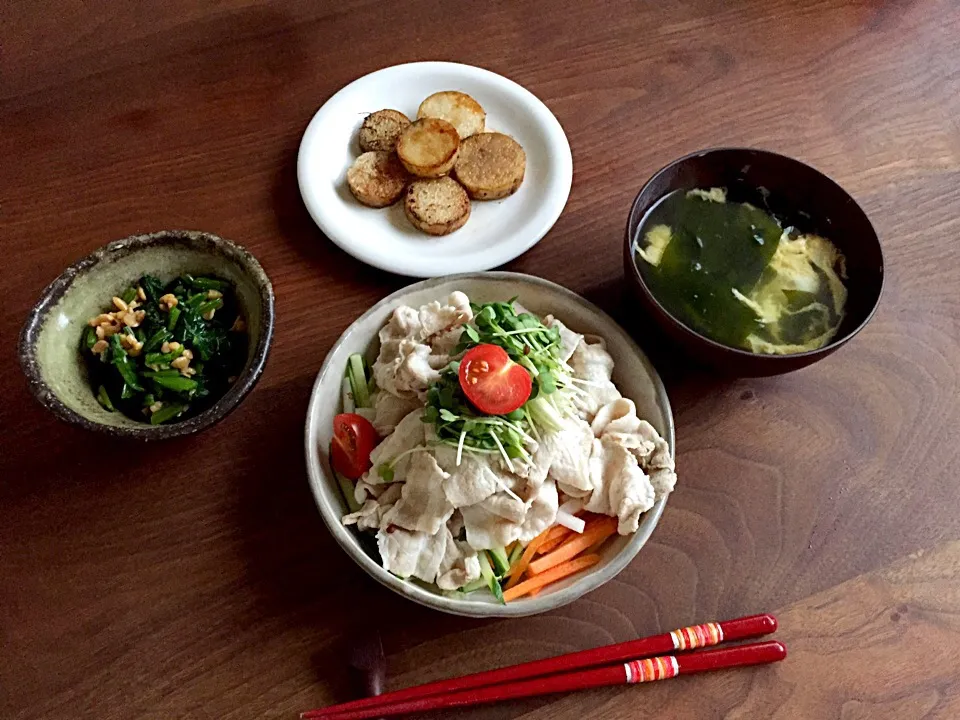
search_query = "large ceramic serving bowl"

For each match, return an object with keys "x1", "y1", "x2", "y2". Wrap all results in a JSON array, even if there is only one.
[
  {"x1": 19, "y1": 230, "x2": 275, "y2": 440},
  {"x1": 624, "y1": 148, "x2": 884, "y2": 376},
  {"x1": 304, "y1": 272, "x2": 675, "y2": 617}
]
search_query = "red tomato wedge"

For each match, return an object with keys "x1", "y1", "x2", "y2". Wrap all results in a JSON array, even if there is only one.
[
  {"x1": 459, "y1": 344, "x2": 533, "y2": 415},
  {"x1": 331, "y1": 413, "x2": 378, "y2": 480}
]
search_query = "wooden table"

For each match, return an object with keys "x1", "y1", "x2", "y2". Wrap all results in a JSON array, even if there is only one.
[{"x1": 3, "y1": 1, "x2": 959, "y2": 717}]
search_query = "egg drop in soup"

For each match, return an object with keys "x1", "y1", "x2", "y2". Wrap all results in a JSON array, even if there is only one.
[{"x1": 634, "y1": 188, "x2": 848, "y2": 355}]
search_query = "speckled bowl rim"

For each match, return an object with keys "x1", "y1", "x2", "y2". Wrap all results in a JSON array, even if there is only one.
[
  {"x1": 18, "y1": 230, "x2": 275, "y2": 440},
  {"x1": 304, "y1": 272, "x2": 675, "y2": 617}
]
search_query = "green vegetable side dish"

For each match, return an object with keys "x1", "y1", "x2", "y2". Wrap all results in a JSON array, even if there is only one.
[
  {"x1": 81, "y1": 274, "x2": 247, "y2": 424},
  {"x1": 634, "y1": 188, "x2": 849, "y2": 354}
]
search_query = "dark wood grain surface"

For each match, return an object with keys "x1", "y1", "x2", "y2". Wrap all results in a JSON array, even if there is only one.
[{"x1": 3, "y1": 1, "x2": 960, "y2": 718}]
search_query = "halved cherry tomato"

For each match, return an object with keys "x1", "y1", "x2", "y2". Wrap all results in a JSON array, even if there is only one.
[
  {"x1": 331, "y1": 413, "x2": 378, "y2": 480},
  {"x1": 459, "y1": 344, "x2": 532, "y2": 415}
]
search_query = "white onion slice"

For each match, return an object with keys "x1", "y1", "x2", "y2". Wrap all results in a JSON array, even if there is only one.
[
  {"x1": 559, "y1": 498, "x2": 583, "y2": 515},
  {"x1": 556, "y1": 500, "x2": 585, "y2": 533}
]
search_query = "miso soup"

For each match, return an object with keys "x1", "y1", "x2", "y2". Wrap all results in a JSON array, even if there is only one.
[{"x1": 634, "y1": 188, "x2": 848, "y2": 355}]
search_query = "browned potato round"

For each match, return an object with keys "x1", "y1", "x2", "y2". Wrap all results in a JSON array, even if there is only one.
[
  {"x1": 396, "y1": 118, "x2": 460, "y2": 178},
  {"x1": 358, "y1": 109, "x2": 411, "y2": 152},
  {"x1": 346, "y1": 151, "x2": 409, "y2": 207},
  {"x1": 404, "y1": 177, "x2": 471, "y2": 235},
  {"x1": 417, "y1": 91, "x2": 486, "y2": 139},
  {"x1": 453, "y1": 133, "x2": 526, "y2": 200}
]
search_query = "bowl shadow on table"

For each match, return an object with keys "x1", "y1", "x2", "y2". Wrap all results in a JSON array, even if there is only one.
[{"x1": 229, "y1": 376, "x2": 493, "y2": 700}]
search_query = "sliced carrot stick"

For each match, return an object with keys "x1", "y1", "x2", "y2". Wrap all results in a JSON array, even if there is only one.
[
  {"x1": 503, "y1": 554, "x2": 602, "y2": 601},
  {"x1": 535, "y1": 526, "x2": 571, "y2": 555},
  {"x1": 503, "y1": 526, "x2": 554, "y2": 590},
  {"x1": 536, "y1": 534, "x2": 568, "y2": 556},
  {"x1": 527, "y1": 517, "x2": 616, "y2": 576},
  {"x1": 583, "y1": 519, "x2": 618, "y2": 556},
  {"x1": 542, "y1": 525, "x2": 569, "y2": 544},
  {"x1": 585, "y1": 534, "x2": 612, "y2": 556}
]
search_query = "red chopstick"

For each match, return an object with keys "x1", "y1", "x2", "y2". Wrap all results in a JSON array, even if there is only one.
[
  {"x1": 301, "y1": 613, "x2": 776, "y2": 719},
  {"x1": 306, "y1": 640, "x2": 786, "y2": 720}
]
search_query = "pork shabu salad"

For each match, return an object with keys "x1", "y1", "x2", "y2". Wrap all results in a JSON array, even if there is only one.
[{"x1": 328, "y1": 292, "x2": 677, "y2": 602}]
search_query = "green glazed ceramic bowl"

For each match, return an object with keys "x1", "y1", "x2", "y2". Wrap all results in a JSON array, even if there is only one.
[{"x1": 19, "y1": 230, "x2": 275, "y2": 440}]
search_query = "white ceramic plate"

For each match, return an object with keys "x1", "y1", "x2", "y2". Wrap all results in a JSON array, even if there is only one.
[
  {"x1": 297, "y1": 62, "x2": 573, "y2": 278},
  {"x1": 304, "y1": 273, "x2": 674, "y2": 617}
]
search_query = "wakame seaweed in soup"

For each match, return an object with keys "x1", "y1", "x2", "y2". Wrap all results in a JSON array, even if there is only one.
[
  {"x1": 80, "y1": 274, "x2": 248, "y2": 424},
  {"x1": 634, "y1": 188, "x2": 849, "y2": 355}
]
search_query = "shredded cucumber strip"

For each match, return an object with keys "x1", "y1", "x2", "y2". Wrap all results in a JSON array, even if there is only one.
[
  {"x1": 347, "y1": 353, "x2": 370, "y2": 409},
  {"x1": 333, "y1": 469, "x2": 361, "y2": 513},
  {"x1": 341, "y1": 375, "x2": 355, "y2": 413},
  {"x1": 478, "y1": 552, "x2": 505, "y2": 604},
  {"x1": 460, "y1": 577, "x2": 488, "y2": 594}
]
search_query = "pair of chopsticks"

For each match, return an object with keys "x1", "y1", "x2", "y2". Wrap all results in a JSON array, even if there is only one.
[{"x1": 301, "y1": 613, "x2": 784, "y2": 719}]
